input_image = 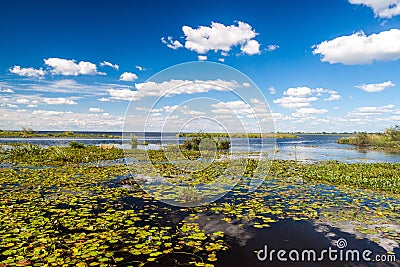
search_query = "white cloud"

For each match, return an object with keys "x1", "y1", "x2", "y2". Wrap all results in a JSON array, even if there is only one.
[
  {"x1": 198, "y1": 55, "x2": 208, "y2": 61},
  {"x1": 240, "y1": 39, "x2": 261, "y2": 55},
  {"x1": 348, "y1": 0, "x2": 400, "y2": 18},
  {"x1": 42, "y1": 97, "x2": 77, "y2": 105},
  {"x1": 352, "y1": 104, "x2": 395, "y2": 115},
  {"x1": 274, "y1": 86, "x2": 340, "y2": 108},
  {"x1": 283, "y1": 87, "x2": 312, "y2": 97},
  {"x1": 0, "y1": 88, "x2": 14, "y2": 93},
  {"x1": 119, "y1": 72, "x2": 138, "y2": 81},
  {"x1": 273, "y1": 96, "x2": 318, "y2": 109},
  {"x1": 9, "y1": 66, "x2": 46, "y2": 77},
  {"x1": 1, "y1": 103, "x2": 18, "y2": 108},
  {"x1": 1, "y1": 79, "x2": 132, "y2": 96},
  {"x1": 312, "y1": 29, "x2": 400, "y2": 65},
  {"x1": 98, "y1": 97, "x2": 111, "y2": 102},
  {"x1": 135, "y1": 65, "x2": 145, "y2": 71},
  {"x1": 107, "y1": 88, "x2": 137, "y2": 101},
  {"x1": 355, "y1": 80, "x2": 396, "y2": 92},
  {"x1": 211, "y1": 101, "x2": 254, "y2": 115},
  {"x1": 165, "y1": 21, "x2": 261, "y2": 56},
  {"x1": 16, "y1": 98, "x2": 30, "y2": 104},
  {"x1": 161, "y1": 36, "x2": 183, "y2": 50},
  {"x1": 0, "y1": 108, "x2": 124, "y2": 131},
  {"x1": 44, "y1": 58, "x2": 105, "y2": 76},
  {"x1": 132, "y1": 79, "x2": 246, "y2": 101},
  {"x1": 218, "y1": 58, "x2": 225, "y2": 62},
  {"x1": 268, "y1": 86, "x2": 276, "y2": 95},
  {"x1": 89, "y1": 107, "x2": 104, "y2": 113},
  {"x1": 292, "y1": 107, "x2": 328, "y2": 117},
  {"x1": 179, "y1": 106, "x2": 205, "y2": 115},
  {"x1": 324, "y1": 94, "x2": 341, "y2": 101},
  {"x1": 266, "y1": 45, "x2": 279, "y2": 51},
  {"x1": 100, "y1": 61, "x2": 119, "y2": 70}
]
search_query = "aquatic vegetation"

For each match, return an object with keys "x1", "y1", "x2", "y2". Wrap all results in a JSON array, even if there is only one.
[
  {"x1": 0, "y1": 129, "x2": 120, "y2": 138},
  {"x1": 181, "y1": 136, "x2": 230, "y2": 151},
  {"x1": 0, "y1": 145, "x2": 399, "y2": 266},
  {"x1": 337, "y1": 126, "x2": 400, "y2": 152},
  {"x1": 0, "y1": 144, "x2": 124, "y2": 166},
  {"x1": 177, "y1": 132, "x2": 298, "y2": 138}
]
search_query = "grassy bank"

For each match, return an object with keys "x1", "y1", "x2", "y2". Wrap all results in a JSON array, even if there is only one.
[
  {"x1": 336, "y1": 126, "x2": 400, "y2": 152},
  {"x1": 0, "y1": 129, "x2": 120, "y2": 138},
  {"x1": 177, "y1": 132, "x2": 298, "y2": 138}
]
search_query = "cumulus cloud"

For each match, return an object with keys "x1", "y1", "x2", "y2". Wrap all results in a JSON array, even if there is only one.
[
  {"x1": 355, "y1": 80, "x2": 396, "y2": 92},
  {"x1": 100, "y1": 61, "x2": 119, "y2": 70},
  {"x1": 44, "y1": 58, "x2": 105, "y2": 76},
  {"x1": 132, "y1": 79, "x2": 247, "y2": 101},
  {"x1": 0, "y1": 88, "x2": 14, "y2": 93},
  {"x1": 9, "y1": 66, "x2": 46, "y2": 77},
  {"x1": 119, "y1": 72, "x2": 138, "y2": 81},
  {"x1": 268, "y1": 86, "x2": 276, "y2": 95},
  {"x1": 107, "y1": 88, "x2": 137, "y2": 101},
  {"x1": 312, "y1": 29, "x2": 400, "y2": 65},
  {"x1": 0, "y1": 107, "x2": 124, "y2": 131},
  {"x1": 16, "y1": 98, "x2": 30, "y2": 104},
  {"x1": 211, "y1": 101, "x2": 254, "y2": 115},
  {"x1": 266, "y1": 45, "x2": 279, "y2": 51},
  {"x1": 324, "y1": 94, "x2": 341, "y2": 101},
  {"x1": 240, "y1": 39, "x2": 261, "y2": 55},
  {"x1": 283, "y1": 87, "x2": 312, "y2": 97},
  {"x1": 198, "y1": 55, "x2": 208, "y2": 61},
  {"x1": 89, "y1": 107, "x2": 104, "y2": 113},
  {"x1": 42, "y1": 97, "x2": 77, "y2": 105},
  {"x1": 274, "y1": 86, "x2": 340, "y2": 108},
  {"x1": 164, "y1": 21, "x2": 262, "y2": 56},
  {"x1": 352, "y1": 104, "x2": 395, "y2": 115},
  {"x1": 273, "y1": 96, "x2": 318, "y2": 109},
  {"x1": 135, "y1": 65, "x2": 145, "y2": 71},
  {"x1": 292, "y1": 107, "x2": 328, "y2": 117},
  {"x1": 348, "y1": 0, "x2": 400, "y2": 18},
  {"x1": 161, "y1": 36, "x2": 183, "y2": 50}
]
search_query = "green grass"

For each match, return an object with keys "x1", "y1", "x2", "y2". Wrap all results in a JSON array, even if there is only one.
[{"x1": 0, "y1": 143, "x2": 124, "y2": 166}]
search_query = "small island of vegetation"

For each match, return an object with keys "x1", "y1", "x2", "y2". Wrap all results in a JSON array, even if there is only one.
[
  {"x1": 177, "y1": 132, "x2": 298, "y2": 138},
  {"x1": 336, "y1": 126, "x2": 400, "y2": 152}
]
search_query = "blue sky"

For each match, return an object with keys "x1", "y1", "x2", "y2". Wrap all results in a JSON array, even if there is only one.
[{"x1": 1, "y1": 0, "x2": 400, "y2": 132}]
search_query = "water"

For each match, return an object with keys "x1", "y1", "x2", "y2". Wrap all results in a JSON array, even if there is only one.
[{"x1": 1, "y1": 133, "x2": 400, "y2": 163}]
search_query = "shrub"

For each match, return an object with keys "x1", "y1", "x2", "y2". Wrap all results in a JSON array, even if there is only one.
[
  {"x1": 181, "y1": 136, "x2": 230, "y2": 151},
  {"x1": 217, "y1": 139, "x2": 230, "y2": 150},
  {"x1": 69, "y1": 141, "x2": 85, "y2": 149}
]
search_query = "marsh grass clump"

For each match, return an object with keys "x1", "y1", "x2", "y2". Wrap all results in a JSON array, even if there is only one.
[
  {"x1": 131, "y1": 135, "x2": 139, "y2": 149},
  {"x1": 337, "y1": 126, "x2": 400, "y2": 151},
  {"x1": 69, "y1": 141, "x2": 85, "y2": 149},
  {"x1": 181, "y1": 133, "x2": 230, "y2": 151}
]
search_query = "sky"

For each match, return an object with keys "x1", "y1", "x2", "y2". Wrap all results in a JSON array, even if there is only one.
[{"x1": 1, "y1": 0, "x2": 400, "y2": 132}]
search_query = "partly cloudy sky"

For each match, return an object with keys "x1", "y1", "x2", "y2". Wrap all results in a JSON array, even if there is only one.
[{"x1": 1, "y1": 0, "x2": 400, "y2": 132}]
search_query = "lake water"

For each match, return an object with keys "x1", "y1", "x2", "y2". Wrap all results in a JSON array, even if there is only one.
[{"x1": 1, "y1": 133, "x2": 400, "y2": 163}]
